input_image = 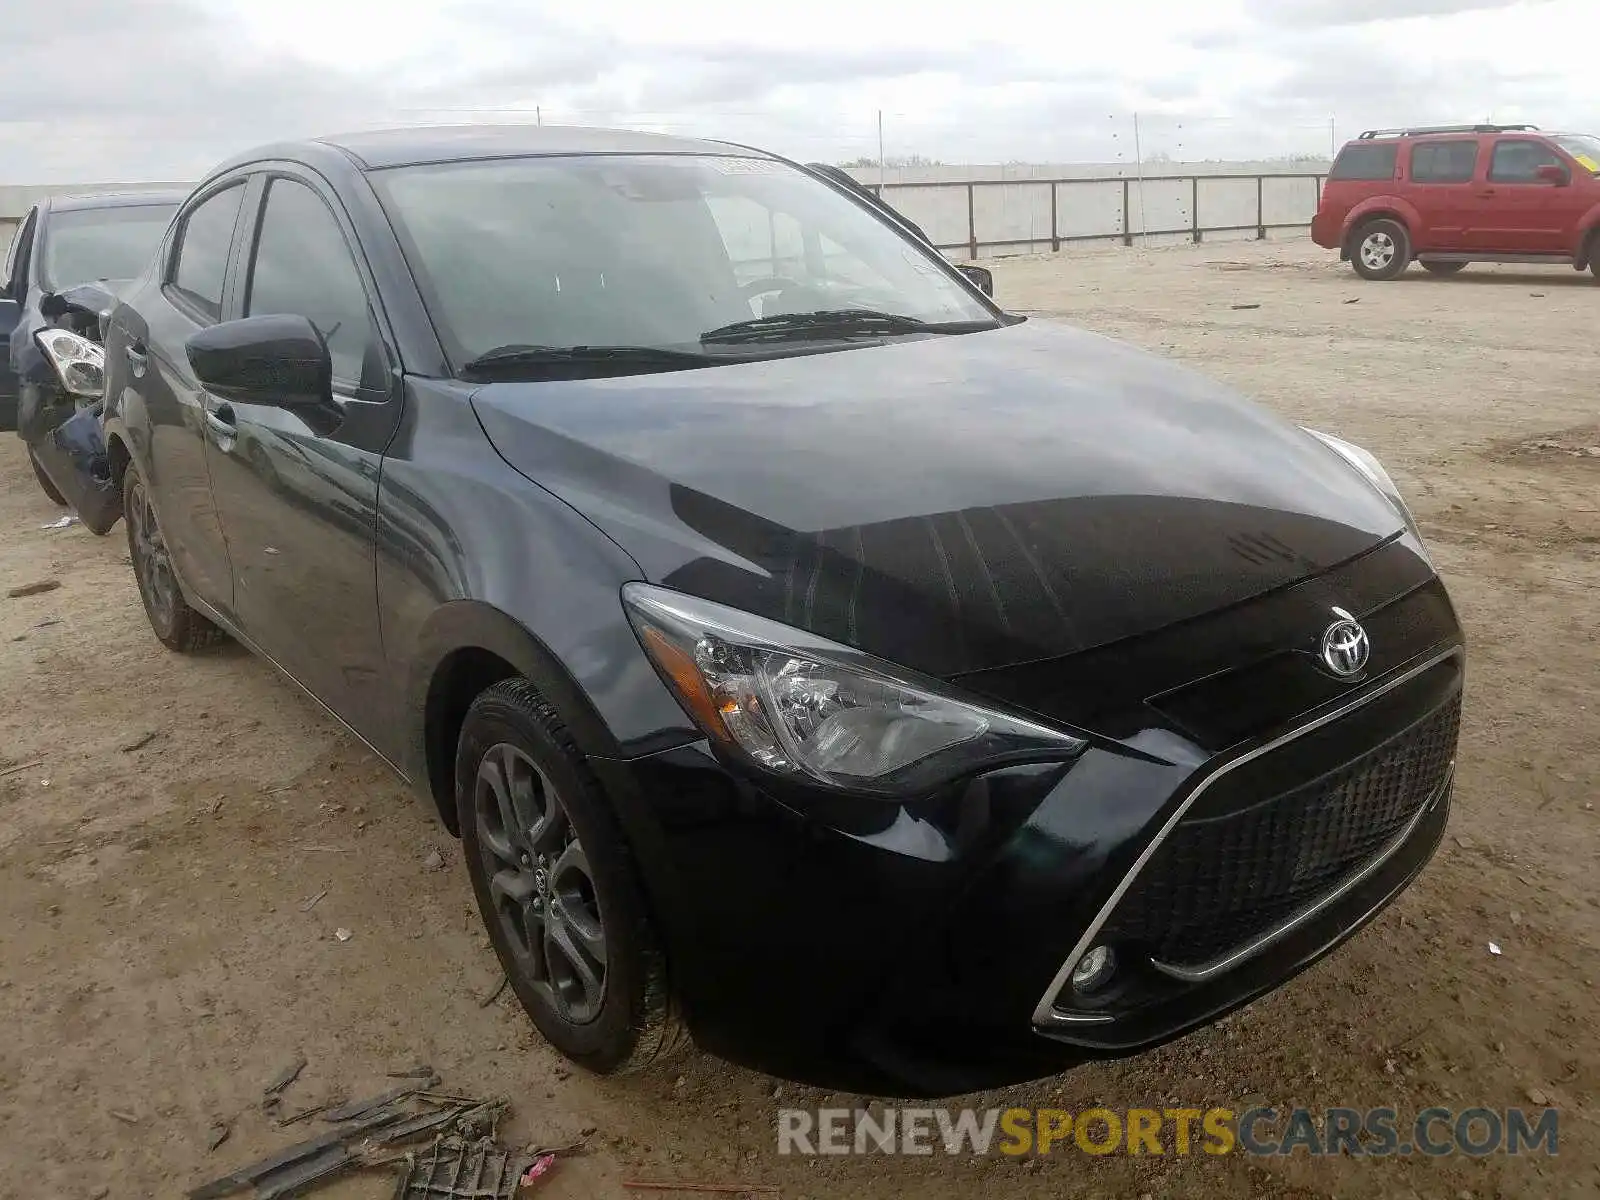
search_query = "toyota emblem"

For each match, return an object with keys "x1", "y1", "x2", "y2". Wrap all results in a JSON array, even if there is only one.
[{"x1": 1320, "y1": 607, "x2": 1370, "y2": 678}]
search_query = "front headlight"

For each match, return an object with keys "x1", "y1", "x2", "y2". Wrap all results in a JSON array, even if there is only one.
[
  {"x1": 622, "y1": 583, "x2": 1086, "y2": 796},
  {"x1": 1303, "y1": 427, "x2": 1433, "y2": 567},
  {"x1": 34, "y1": 328, "x2": 106, "y2": 398}
]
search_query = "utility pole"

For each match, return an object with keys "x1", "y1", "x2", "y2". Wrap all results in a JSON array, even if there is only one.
[
  {"x1": 537, "y1": 106, "x2": 542, "y2": 127},
  {"x1": 1329, "y1": 115, "x2": 1336, "y2": 159},
  {"x1": 877, "y1": 110, "x2": 885, "y2": 190},
  {"x1": 1132, "y1": 111, "x2": 1146, "y2": 244}
]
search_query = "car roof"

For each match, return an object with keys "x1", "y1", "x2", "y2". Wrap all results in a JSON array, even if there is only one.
[
  {"x1": 307, "y1": 124, "x2": 771, "y2": 171},
  {"x1": 44, "y1": 189, "x2": 187, "y2": 213}
]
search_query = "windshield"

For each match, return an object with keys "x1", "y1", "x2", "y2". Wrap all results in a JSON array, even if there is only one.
[
  {"x1": 1553, "y1": 134, "x2": 1600, "y2": 174},
  {"x1": 369, "y1": 154, "x2": 998, "y2": 370},
  {"x1": 39, "y1": 204, "x2": 176, "y2": 291}
]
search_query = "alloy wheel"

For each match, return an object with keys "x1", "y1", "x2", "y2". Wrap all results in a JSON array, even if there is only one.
[
  {"x1": 474, "y1": 742, "x2": 608, "y2": 1025},
  {"x1": 1360, "y1": 231, "x2": 1396, "y2": 272},
  {"x1": 128, "y1": 479, "x2": 178, "y2": 631}
]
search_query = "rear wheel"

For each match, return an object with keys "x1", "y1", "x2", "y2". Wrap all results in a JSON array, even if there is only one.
[
  {"x1": 124, "y1": 462, "x2": 227, "y2": 653},
  {"x1": 1588, "y1": 232, "x2": 1600, "y2": 280},
  {"x1": 1420, "y1": 261, "x2": 1467, "y2": 276},
  {"x1": 1350, "y1": 219, "x2": 1411, "y2": 281},
  {"x1": 28, "y1": 449, "x2": 67, "y2": 505}
]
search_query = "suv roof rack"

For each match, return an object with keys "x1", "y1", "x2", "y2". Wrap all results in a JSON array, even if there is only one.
[{"x1": 1357, "y1": 123, "x2": 1540, "y2": 140}]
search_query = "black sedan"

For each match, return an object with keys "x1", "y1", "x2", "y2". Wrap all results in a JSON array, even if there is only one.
[
  {"x1": 99, "y1": 126, "x2": 1463, "y2": 1096},
  {"x1": 2, "y1": 190, "x2": 182, "y2": 526}
]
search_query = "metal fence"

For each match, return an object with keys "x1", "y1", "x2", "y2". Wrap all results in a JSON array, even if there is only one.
[{"x1": 868, "y1": 173, "x2": 1328, "y2": 259}]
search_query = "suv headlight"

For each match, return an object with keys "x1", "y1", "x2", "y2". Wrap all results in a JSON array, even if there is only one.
[
  {"x1": 34, "y1": 328, "x2": 106, "y2": 398},
  {"x1": 623, "y1": 583, "x2": 1086, "y2": 796},
  {"x1": 1304, "y1": 427, "x2": 1433, "y2": 568}
]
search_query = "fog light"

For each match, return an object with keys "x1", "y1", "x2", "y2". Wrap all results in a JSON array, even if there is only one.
[{"x1": 1071, "y1": 945, "x2": 1116, "y2": 993}]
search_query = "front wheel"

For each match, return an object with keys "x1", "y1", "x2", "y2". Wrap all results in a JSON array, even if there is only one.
[
  {"x1": 123, "y1": 461, "x2": 227, "y2": 653},
  {"x1": 1350, "y1": 219, "x2": 1412, "y2": 281},
  {"x1": 1420, "y1": 261, "x2": 1467, "y2": 276},
  {"x1": 457, "y1": 678, "x2": 684, "y2": 1074},
  {"x1": 1588, "y1": 233, "x2": 1600, "y2": 281}
]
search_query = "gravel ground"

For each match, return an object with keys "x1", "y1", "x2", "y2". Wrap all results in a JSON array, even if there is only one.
[{"x1": 0, "y1": 237, "x2": 1595, "y2": 1199}]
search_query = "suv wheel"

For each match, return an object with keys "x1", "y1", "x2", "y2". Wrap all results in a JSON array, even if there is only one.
[
  {"x1": 29, "y1": 448, "x2": 67, "y2": 505},
  {"x1": 1420, "y1": 261, "x2": 1467, "y2": 277},
  {"x1": 1351, "y1": 219, "x2": 1411, "y2": 281},
  {"x1": 124, "y1": 462, "x2": 227, "y2": 653},
  {"x1": 456, "y1": 678, "x2": 685, "y2": 1074}
]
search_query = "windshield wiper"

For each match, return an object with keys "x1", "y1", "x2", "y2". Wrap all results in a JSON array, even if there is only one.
[
  {"x1": 699, "y1": 309, "x2": 992, "y2": 345},
  {"x1": 460, "y1": 344, "x2": 715, "y2": 377}
]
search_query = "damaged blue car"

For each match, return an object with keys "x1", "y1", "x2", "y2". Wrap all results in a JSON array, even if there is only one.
[{"x1": 2, "y1": 191, "x2": 182, "y2": 532}]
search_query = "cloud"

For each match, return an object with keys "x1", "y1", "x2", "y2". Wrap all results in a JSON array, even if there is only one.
[
  {"x1": 1245, "y1": 0, "x2": 1549, "y2": 27},
  {"x1": 0, "y1": 0, "x2": 1595, "y2": 182}
]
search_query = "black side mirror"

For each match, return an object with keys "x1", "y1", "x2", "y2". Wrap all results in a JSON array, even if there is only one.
[
  {"x1": 186, "y1": 314, "x2": 339, "y2": 430},
  {"x1": 955, "y1": 263, "x2": 994, "y2": 297},
  {"x1": 39, "y1": 292, "x2": 70, "y2": 320},
  {"x1": 1535, "y1": 163, "x2": 1570, "y2": 187}
]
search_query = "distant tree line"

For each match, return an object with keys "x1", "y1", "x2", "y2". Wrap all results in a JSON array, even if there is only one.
[{"x1": 840, "y1": 154, "x2": 944, "y2": 168}]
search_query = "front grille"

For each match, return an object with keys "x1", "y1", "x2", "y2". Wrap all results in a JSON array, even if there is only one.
[{"x1": 1098, "y1": 692, "x2": 1460, "y2": 971}]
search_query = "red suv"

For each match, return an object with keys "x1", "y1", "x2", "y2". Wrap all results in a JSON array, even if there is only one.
[{"x1": 1312, "y1": 123, "x2": 1600, "y2": 280}]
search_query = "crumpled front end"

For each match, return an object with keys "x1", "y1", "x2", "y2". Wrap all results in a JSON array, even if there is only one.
[{"x1": 18, "y1": 282, "x2": 122, "y2": 534}]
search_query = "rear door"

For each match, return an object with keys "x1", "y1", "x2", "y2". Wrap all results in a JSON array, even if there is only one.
[
  {"x1": 201, "y1": 168, "x2": 401, "y2": 742},
  {"x1": 113, "y1": 178, "x2": 250, "y2": 618},
  {"x1": 1403, "y1": 138, "x2": 1481, "y2": 252},
  {"x1": 1467, "y1": 137, "x2": 1582, "y2": 252}
]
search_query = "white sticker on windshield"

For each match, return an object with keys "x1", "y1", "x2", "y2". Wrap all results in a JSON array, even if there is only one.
[{"x1": 708, "y1": 157, "x2": 783, "y2": 175}]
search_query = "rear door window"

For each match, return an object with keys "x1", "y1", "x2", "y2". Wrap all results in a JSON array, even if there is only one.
[
  {"x1": 1489, "y1": 139, "x2": 1564, "y2": 183},
  {"x1": 168, "y1": 184, "x2": 246, "y2": 322},
  {"x1": 1409, "y1": 140, "x2": 1479, "y2": 183},
  {"x1": 1329, "y1": 143, "x2": 1398, "y2": 181}
]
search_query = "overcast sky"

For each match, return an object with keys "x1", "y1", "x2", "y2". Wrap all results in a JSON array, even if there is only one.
[{"x1": 3, "y1": 0, "x2": 1594, "y2": 182}]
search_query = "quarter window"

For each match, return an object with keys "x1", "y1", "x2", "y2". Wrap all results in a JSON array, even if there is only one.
[
  {"x1": 170, "y1": 185, "x2": 245, "y2": 321},
  {"x1": 1409, "y1": 141, "x2": 1478, "y2": 183},
  {"x1": 245, "y1": 178, "x2": 378, "y2": 386},
  {"x1": 1329, "y1": 144, "x2": 1398, "y2": 181},
  {"x1": 1489, "y1": 139, "x2": 1563, "y2": 183}
]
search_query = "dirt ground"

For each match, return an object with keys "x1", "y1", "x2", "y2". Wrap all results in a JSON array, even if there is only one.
[{"x1": 1, "y1": 237, "x2": 1596, "y2": 1200}]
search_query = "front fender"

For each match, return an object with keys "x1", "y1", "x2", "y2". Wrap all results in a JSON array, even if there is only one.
[
  {"x1": 1573, "y1": 202, "x2": 1600, "y2": 259},
  {"x1": 403, "y1": 599, "x2": 639, "y2": 776},
  {"x1": 1341, "y1": 195, "x2": 1423, "y2": 246}
]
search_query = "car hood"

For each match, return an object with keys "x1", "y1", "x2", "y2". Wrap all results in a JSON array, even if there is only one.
[{"x1": 470, "y1": 319, "x2": 1405, "y2": 677}]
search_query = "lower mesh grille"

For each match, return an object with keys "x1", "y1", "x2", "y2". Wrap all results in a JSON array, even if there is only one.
[{"x1": 1098, "y1": 692, "x2": 1461, "y2": 971}]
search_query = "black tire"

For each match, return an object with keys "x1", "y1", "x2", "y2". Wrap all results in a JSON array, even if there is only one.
[
  {"x1": 1420, "y1": 261, "x2": 1467, "y2": 276},
  {"x1": 123, "y1": 460, "x2": 227, "y2": 653},
  {"x1": 1588, "y1": 232, "x2": 1600, "y2": 281},
  {"x1": 457, "y1": 678, "x2": 685, "y2": 1074},
  {"x1": 1350, "y1": 219, "x2": 1412, "y2": 281},
  {"x1": 29, "y1": 448, "x2": 67, "y2": 505}
]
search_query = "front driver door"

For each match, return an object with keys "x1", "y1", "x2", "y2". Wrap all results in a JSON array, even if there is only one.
[
  {"x1": 1467, "y1": 138, "x2": 1578, "y2": 253},
  {"x1": 201, "y1": 170, "x2": 402, "y2": 747}
]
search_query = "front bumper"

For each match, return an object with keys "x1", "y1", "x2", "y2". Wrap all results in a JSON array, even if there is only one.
[{"x1": 594, "y1": 630, "x2": 1463, "y2": 1097}]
